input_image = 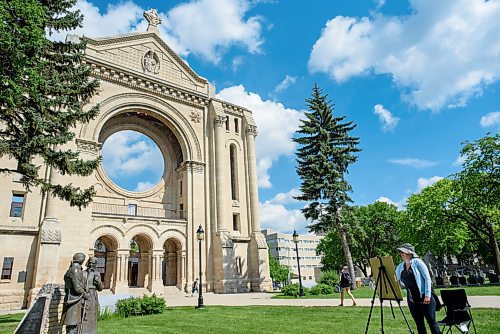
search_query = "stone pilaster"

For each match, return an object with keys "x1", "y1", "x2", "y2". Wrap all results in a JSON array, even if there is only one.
[
  {"x1": 213, "y1": 115, "x2": 229, "y2": 232},
  {"x1": 150, "y1": 250, "x2": 164, "y2": 294},
  {"x1": 112, "y1": 250, "x2": 129, "y2": 294}
]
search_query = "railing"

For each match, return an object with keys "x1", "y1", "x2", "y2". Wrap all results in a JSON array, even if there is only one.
[{"x1": 92, "y1": 202, "x2": 186, "y2": 220}]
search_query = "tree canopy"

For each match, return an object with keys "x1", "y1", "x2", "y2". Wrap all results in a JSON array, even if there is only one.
[{"x1": 0, "y1": 0, "x2": 100, "y2": 208}]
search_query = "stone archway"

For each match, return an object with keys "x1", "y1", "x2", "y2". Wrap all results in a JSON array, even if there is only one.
[
  {"x1": 129, "y1": 234, "x2": 153, "y2": 288},
  {"x1": 162, "y1": 238, "x2": 182, "y2": 286},
  {"x1": 93, "y1": 235, "x2": 119, "y2": 290}
]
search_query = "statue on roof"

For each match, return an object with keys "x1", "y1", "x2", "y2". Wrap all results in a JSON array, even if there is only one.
[{"x1": 144, "y1": 9, "x2": 162, "y2": 30}]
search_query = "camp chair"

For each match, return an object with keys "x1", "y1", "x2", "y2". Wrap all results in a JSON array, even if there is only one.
[{"x1": 438, "y1": 289, "x2": 477, "y2": 334}]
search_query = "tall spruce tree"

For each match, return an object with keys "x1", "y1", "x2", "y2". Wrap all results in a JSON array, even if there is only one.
[
  {"x1": 294, "y1": 84, "x2": 360, "y2": 287},
  {"x1": 0, "y1": 0, "x2": 100, "y2": 208}
]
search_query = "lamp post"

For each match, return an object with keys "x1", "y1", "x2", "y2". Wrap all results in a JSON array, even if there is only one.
[
  {"x1": 292, "y1": 230, "x2": 305, "y2": 297},
  {"x1": 196, "y1": 225, "x2": 204, "y2": 309}
]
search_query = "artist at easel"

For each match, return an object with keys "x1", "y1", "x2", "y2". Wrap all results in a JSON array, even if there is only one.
[{"x1": 396, "y1": 244, "x2": 441, "y2": 334}]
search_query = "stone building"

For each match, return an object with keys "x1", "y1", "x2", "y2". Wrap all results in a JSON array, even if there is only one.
[
  {"x1": 0, "y1": 10, "x2": 271, "y2": 311},
  {"x1": 262, "y1": 229, "x2": 323, "y2": 287}
]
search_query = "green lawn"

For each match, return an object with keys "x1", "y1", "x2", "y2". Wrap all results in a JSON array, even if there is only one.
[
  {"x1": 273, "y1": 285, "x2": 500, "y2": 299},
  {"x1": 2, "y1": 306, "x2": 500, "y2": 334}
]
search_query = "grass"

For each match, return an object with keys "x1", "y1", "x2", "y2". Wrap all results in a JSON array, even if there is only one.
[
  {"x1": 273, "y1": 285, "x2": 500, "y2": 299},
  {"x1": 2, "y1": 306, "x2": 499, "y2": 334}
]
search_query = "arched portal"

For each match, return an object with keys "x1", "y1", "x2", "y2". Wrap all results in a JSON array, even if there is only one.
[
  {"x1": 93, "y1": 235, "x2": 118, "y2": 289},
  {"x1": 129, "y1": 234, "x2": 152, "y2": 288},
  {"x1": 163, "y1": 238, "x2": 182, "y2": 286}
]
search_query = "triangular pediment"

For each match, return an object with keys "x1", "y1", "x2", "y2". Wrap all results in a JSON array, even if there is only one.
[{"x1": 83, "y1": 32, "x2": 208, "y2": 94}]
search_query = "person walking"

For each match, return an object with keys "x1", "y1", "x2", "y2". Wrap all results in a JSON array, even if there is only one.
[
  {"x1": 191, "y1": 278, "x2": 199, "y2": 297},
  {"x1": 395, "y1": 243, "x2": 441, "y2": 334},
  {"x1": 339, "y1": 266, "x2": 357, "y2": 306}
]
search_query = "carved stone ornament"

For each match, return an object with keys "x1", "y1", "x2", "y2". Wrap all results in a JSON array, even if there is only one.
[
  {"x1": 144, "y1": 9, "x2": 162, "y2": 27},
  {"x1": 246, "y1": 125, "x2": 258, "y2": 137},
  {"x1": 40, "y1": 218, "x2": 62, "y2": 245},
  {"x1": 219, "y1": 230, "x2": 233, "y2": 248},
  {"x1": 143, "y1": 50, "x2": 160, "y2": 74},
  {"x1": 76, "y1": 139, "x2": 101, "y2": 156},
  {"x1": 189, "y1": 111, "x2": 201, "y2": 123},
  {"x1": 213, "y1": 115, "x2": 227, "y2": 128}
]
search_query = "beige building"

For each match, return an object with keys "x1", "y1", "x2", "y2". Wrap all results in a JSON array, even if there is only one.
[
  {"x1": 0, "y1": 10, "x2": 271, "y2": 311},
  {"x1": 262, "y1": 229, "x2": 323, "y2": 286}
]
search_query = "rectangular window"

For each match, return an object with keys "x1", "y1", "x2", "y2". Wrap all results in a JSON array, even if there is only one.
[
  {"x1": 232, "y1": 213, "x2": 240, "y2": 232},
  {"x1": 235, "y1": 257, "x2": 243, "y2": 275},
  {"x1": 234, "y1": 119, "x2": 239, "y2": 133},
  {"x1": 127, "y1": 204, "x2": 137, "y2": 216},
  {"x1": 1, "y1": 257, "x2": 14, "y2": 280},
  {"x1": 10, "y1": 194, "x2": 25, "y2": 218},
  {"x1": 225, "y1": 116, "x2": 230, "y2": 131},
  {"x1": 179, "y1": 181, "x2": 183, "y2": 196},
  {"x1": 179, "y1": 204, "x2": 184, "y2": 219}
]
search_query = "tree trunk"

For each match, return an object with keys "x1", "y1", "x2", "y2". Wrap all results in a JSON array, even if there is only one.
[
  {"x1": 337, "y1": 221, "x2": 356, "y2": 290},
  {"x1": 487, "y1": 224, "x2": 500, "y2": 276}
]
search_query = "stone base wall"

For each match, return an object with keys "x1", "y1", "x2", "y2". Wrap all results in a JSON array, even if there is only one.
[
  {"x1": 213, "y1": 279, "x2": 252, "y2": 294},
  {"x1": 0, "y1": 289, "x2": 25, "y2": 311}
]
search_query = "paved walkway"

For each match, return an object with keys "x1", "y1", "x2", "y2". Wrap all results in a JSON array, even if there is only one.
[{"x1": 162, "y1": 292, "x2": 500, "y2": 309}]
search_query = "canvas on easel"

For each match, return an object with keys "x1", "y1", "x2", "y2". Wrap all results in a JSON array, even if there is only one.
[{"x1": 369, "y1": 256, "x2": 403, "y2": 301}]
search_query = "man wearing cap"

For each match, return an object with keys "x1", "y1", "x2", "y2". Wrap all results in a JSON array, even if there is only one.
[{"x1": 395, "y1": 243, "x2": 441, "y2": 334}]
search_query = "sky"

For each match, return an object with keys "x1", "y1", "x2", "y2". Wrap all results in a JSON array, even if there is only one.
[{"x1": 60, "y1": 0, "x2": 500, "y2": 234}]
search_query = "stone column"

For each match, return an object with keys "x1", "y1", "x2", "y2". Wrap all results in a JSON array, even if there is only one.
[
  {"x1": 246, "y1": 125, "x2": 260, "y2": 232},
  {"x1": 150, "y1": 250, "x2": 163, "y2": 294},
  {"x1": 213, "y1": 115, "x2": 229, "y2": 232},
  {"x1": 113, "y1": 250, "x2": 129, "y2": 294},
  {"x1": 181, "y1": 250, "x2": 187, "y2": 291}
]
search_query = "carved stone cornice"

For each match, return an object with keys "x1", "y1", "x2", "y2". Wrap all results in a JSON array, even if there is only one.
[
  {"x1": 85, "y1": 60, "x2": 209, "y2": 109},
  {"x1": 245, "y1": 125, "x2": 258, "y2": 137},
  {"x1": 213, "y1": 115, "x2": 227, "y2": 128},
  {"x1": 176, "y1": 161, "x2": 205, "y2": 174},
  {"x1": 76, "y1": 138, "x2": 102, "y2": 156}
]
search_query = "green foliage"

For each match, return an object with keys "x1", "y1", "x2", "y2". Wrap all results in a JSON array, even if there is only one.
[
  {"x1": 98, "y1": 307, "x2": 116, "y2": 321},
  {"x1": 318, "y1": 269, "x2": 339, "y2": 287},
  {"x1": 268, "y1": 244, "x2": 289, "y2": 283},
  {"x1": 280, "y1": 283, "x2": 309, "y2": 297},
  {"x1": 116, "y1": 294, "x2": 166, "y2": 317},
  {"x1": 0, "y1": 0, "x2": 101, "y2": 208},
  {"x1": 309, "y1": 283, "x2": 334, "y2": 295}
]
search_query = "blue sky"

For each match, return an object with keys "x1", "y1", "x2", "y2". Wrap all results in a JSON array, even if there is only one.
[{"x1": 62, "y1": 0, "x2": 500, "y2": 234}]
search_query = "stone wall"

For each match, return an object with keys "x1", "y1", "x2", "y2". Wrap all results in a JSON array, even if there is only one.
[{"x1": 0, "y1": 289, "x2": 25, "y2": 311}]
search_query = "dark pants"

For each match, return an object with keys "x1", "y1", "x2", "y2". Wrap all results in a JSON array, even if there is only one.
[{"x1": 407, "y1": 295, "x2": 441, "y2": 334}]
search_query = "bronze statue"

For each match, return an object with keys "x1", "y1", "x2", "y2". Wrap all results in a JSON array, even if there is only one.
[
  {"x1": 82, "y1": 257, "x2": 103, "y2": 334},
  {"x1": 61, "y1": 253, "x2": 88, "y2": 334}
]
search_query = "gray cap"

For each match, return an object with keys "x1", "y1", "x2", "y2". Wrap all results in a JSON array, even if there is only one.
[{"x1": 397, "y1": 243, "x2": 418, "y2": 258}]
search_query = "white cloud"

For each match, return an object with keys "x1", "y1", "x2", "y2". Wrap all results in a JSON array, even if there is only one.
[
  {"x1": 50, "y1": 0, "x2": 264, "y2": 63},
  {"x1": 374, "y1": 0, "x2": 385, "y2": 9},
  {"x1": 374, "y1": 104, "x2": 399, "y2": 132},
  {"x1": 268, "y1": 188, "x2": 301, "y2": 205},
  {"x1": 417, "y1": 176, "x2": 443, "y2": 192},
  {"x1": 135, "y1": 181, "x2": 155, "y2": 192},
  {"x1": 217, "y1": 85, "x2": 304, "y2": 188},
  {"x1": 480, "y1": 111, "x2": 500, "y2": 127},
  {"x1": 273, "y1": 75, "x2": 297, "y2": 93},
  {"x1": 452, "y1": 155, "x2": 466, "y2": 166},
  {"x1": 102, "y1": 130, "x2": 164, "y2": 179},
  {"x1": 308, "y1": 0, "x2": 500, "y2": 111},
  {"x1": 260, "y1": 202, "x2": 308, "y2": 234},
  {"x1": 388, "y1": 158, "x2": 438, "y2": 169},
  {"x1": 376, "y1": 196, "x2": 405, "y2": 210}
]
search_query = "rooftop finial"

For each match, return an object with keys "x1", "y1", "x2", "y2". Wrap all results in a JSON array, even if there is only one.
[{"x1": 144, "y1": 9, "x2": 162, "y2": 33}]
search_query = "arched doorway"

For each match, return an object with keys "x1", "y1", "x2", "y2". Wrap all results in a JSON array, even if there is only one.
[
  {"x1": 163, "y1": 238, "x2": 182, "y2": 286},
  {"x1": 129, "y1": 234, "x2": 152, "y2": 288},
  {"x1": 93, "y1": 235, "x2": 118, "y2": 289}
]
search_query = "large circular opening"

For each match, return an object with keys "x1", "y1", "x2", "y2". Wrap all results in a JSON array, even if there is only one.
[{"x1": 101, "y1": 130, "x2": 164, "y2": 192}]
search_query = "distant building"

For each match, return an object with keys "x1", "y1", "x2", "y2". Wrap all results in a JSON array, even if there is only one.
[{"x1": 262, "y1": 229, "x2": 323, "y2": 287}]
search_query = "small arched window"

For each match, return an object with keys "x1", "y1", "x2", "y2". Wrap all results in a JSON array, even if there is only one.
[{"x1": 229, "y1": 144, "x2": 239, "y2": 201}]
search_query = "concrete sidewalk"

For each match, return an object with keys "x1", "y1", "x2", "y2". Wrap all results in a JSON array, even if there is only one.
[{"x1": 164, "y1": 292, "x2": 500, "y2": 309}]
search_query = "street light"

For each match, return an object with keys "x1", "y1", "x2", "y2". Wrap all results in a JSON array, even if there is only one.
[
  {"x1": 292, "y1": 230, "x2": 305, "y2": 297},
  {"x1": 196, "y1": 225, "x2": 204, "y2": 309}
]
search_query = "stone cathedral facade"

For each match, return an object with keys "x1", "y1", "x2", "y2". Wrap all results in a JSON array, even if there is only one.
[{"x1": 0, "y1": 10, "x2": 272, "y2": 311}]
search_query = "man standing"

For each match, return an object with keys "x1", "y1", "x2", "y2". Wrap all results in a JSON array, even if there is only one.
[
  {"x1": 62, "y1": 253, "x2": 88, "y2": 334},
  {"x1": 82, "y1": 257, "x2": 104, "y2": 334},
  {"x1": 191, "y1": 278, "x2": 199, "y2": 297}
]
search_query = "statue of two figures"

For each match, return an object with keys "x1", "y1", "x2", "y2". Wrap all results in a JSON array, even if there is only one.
[{"x1": 61, "y1": 253, "x2": 103, "y2": 334}]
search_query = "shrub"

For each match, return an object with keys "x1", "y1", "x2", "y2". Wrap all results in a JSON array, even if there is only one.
[
  {"x1": 281, "y1": 283, "x2": 310, "y2": 297},
  {"x1": 310, "y1": 283, "x2": 334, "y2": 295},
  {"x1": 116, "y1": 294, "x2": 166, "y2": 317},
  {"x1": 319, "y1": 270, "x2": 339, "y2": 287}
]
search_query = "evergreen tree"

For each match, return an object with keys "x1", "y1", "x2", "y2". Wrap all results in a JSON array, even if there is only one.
[
  {"x1": 293, "y1": 84, "x2": 360, "y2": 287},
  {"x1": 0, "y1": 0, "x2": 100, "y2": 208}
]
